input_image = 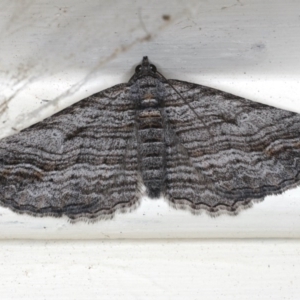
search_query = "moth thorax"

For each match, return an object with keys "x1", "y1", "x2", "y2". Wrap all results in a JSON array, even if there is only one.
[{"x1": 140, "y1": 98, "x2": 159, "y2": 108}]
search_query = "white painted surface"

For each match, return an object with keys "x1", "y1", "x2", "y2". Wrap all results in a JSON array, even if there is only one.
[
  {"x1": 0, "y1": 0, "x2": 300, "y2": 298},
  {"x1": 0, "y1": 240, "x2": 299, "y2": 300}
]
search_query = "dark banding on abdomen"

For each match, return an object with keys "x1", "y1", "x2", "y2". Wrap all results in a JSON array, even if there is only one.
[{"x1": 134, "y1": 81, "x2": 166, "y2": 198}]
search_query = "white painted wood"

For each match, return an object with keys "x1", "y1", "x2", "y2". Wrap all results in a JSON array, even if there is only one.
[
  {"x1": 0, "y1": 240, "x2": 299, "y2": 300},
  {"x1": 0, "y1": 0, "x2": 300, "y2": 241}
]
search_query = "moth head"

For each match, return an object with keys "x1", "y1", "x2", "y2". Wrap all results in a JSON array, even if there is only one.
[
  {"x1": 134, "y1": 56, "x2": 157, "y2": 75},
  {"x1": 128, "y1": 56, "x2": 163, "y2": 84}
]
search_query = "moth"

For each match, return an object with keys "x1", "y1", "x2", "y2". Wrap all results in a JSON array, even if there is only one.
[{"x1": 0, "y1": 56, "x2": 299, "y2": 221}]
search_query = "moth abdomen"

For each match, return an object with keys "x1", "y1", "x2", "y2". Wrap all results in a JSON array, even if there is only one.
[{"x1": 137, "y1": 107, "x2": 165, "y2": 199}]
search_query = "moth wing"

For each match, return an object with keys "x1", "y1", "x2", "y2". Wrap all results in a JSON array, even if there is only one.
[
  {"x1": 0, "y1": 84, "x2": 140, "y2": 221},
  {"x1": 163, "y1": 79, "x2": 300, "y2": 214}
]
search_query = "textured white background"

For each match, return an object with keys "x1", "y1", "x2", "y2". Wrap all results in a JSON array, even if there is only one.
[{"x1": 0, "y1": 0, "x2": 300, "y2": 299}]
